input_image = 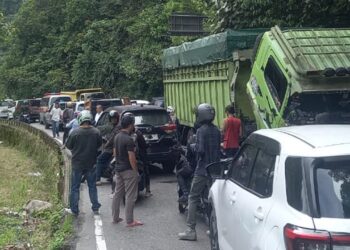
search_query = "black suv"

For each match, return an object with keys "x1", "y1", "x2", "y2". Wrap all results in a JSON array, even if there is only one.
[{"x1": 96, "y1": 105, "x2": 178, "y2": 173}]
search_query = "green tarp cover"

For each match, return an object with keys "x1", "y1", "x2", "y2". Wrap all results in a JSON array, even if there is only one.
[{"x1": 162, "y1": 29, "x2": 265, "y2": 69}]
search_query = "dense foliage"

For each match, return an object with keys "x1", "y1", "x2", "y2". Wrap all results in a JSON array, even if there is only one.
[
  {"x1": 0, "y1": 0, "x2": 214, "y2": 99},
  {"x1": 215, "y1": 0, "x2": 350, "y2": 30},
  {"x1": 0, "y1": 0, "x2": 349, "y2": 99}
]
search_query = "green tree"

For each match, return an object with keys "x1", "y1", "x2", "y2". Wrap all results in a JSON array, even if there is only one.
[{"x1": 215, "y1": 0, "x2": 350, "y2": 30}]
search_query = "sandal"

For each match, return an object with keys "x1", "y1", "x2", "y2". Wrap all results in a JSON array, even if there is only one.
[
  {"x1": 126, "y1": 220, "x2": 143, "y2": 227},
  {"x1": 112, "y1": 218, "x2": 123, "y2": 224}
]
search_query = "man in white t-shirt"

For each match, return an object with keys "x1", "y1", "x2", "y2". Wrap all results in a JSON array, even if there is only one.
[
  {"x1": 94, "y1": 105, "x2": 103, "y2": 124},
  {"x1": 50, "y1": 102, "x2": 63, "y2": 138}
]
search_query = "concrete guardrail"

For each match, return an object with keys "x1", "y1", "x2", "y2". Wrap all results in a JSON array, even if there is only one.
[{"x1": 0, "y1": 119, "x2": 71, "y2": 206}]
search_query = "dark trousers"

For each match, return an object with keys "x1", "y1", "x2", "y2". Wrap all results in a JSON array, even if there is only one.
[
  {"x1": 96, "y1": 151, "x2": 113, "y2": 181},
  {"x1": 224, "y1": 148, "x2": 239, "y2": 158},
  {"x1": 144, "y1": 163, "x2": 150, "y2": 191},
  {"x1": 177, "y1": 174, "x2": 191, "y2": 197},
  {"x1": 63, "y1": 127, "x2": 70, "y2": 144},
  {"x1": 70, "y1": 168, "x2": 101, "y2": 214}
]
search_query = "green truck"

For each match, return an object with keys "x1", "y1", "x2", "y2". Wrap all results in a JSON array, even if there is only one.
[{"x1": 163, "y1": 26, "x2": 350, "y2": 142}]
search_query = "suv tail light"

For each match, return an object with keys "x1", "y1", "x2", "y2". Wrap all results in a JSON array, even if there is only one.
[
  {"x1": 161, "y1": 123, "x2": 177, "y2": 134},
  {"x1": 284, "y1": 224, "x2": 350, "y2": 250}
]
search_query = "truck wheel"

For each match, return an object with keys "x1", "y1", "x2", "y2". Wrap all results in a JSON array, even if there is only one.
[{"x1": 162, "y1": 161, "x2": 175, "y2": 174}]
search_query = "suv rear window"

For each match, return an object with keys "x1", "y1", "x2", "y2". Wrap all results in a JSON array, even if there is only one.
[
  {"x1": 40, "y1": 97, "x2": 49, "y2": 107},
  {"x1": 285, "y1": 156, "x2": 350, "y2": 218},
  {"x1": 315, "y1": 157, "x2": 350, "y2": 218},
  {"x1": 29, "y1": 99, "x2": 40, "y2": 107},
  {"x1": 131, "y1": 110, "x2": 169, "y2": 126}
]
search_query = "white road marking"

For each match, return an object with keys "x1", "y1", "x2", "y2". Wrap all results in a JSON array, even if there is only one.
[{"x1": 94, "y1": 215, "x2": 107, "y2": 250}]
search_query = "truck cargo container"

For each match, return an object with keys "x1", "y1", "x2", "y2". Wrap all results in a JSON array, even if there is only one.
[{"x1": 163, "y1": 26, "x2": 350, "y2": 143}]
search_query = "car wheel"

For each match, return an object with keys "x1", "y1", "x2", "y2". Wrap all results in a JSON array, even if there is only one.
[
  {"x1": 210, "y1": 207, "x2": 220, "y2": 250},
  {"x1": 162, "y1": 161, "x2": 175, "y2": 174}
]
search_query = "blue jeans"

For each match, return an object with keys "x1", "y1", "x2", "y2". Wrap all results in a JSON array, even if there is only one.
[
  {"x1": 52, "y1": 120, "x2": 60, "y2": 137},
  {"x1": 70, "y1": 167, "x2": 101, "y2": 214},
  {"x1": 96, "y1": 151, "x2": 113, "y2": 181}
]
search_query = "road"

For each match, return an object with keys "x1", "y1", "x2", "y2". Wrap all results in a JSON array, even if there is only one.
[{"x1": 31, "y1": 122, "x2": 211, "y2": 250}]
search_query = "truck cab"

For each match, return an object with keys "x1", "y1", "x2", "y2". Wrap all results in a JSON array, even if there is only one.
[{"x1": 247, "y1": 26, "x2": 350, "y2": 129}]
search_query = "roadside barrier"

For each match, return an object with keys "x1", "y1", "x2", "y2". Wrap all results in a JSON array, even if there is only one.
[{"x1": 0, "y1": 119, "x2": 71, "y2": 206}]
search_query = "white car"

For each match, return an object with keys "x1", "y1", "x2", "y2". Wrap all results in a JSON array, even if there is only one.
[
  {"x1": 208, "y1": 125, "x2": 350, "y2": 250},
  {"x1": 0, "y1": 100, "x2": 11, "y2": 119}
]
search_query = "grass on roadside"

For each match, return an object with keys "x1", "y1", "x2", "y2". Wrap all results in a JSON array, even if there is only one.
[{"x1": 0, "y1": 144, "x2": 72, "y2": 249}]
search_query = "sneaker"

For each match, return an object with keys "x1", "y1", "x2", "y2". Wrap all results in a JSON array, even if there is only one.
[
  {"x1": 178, "y1": 228, "x2": 197, "y2": 241},
  {"x1": 144, "y1": 191, "x2": 152, "y2": 197},
  {"x1": 64, "y1": 208, "x2": 78, "y2": 216},
  {"x1": 96, "y1": 181, "x2": 102, "y2": 186}
]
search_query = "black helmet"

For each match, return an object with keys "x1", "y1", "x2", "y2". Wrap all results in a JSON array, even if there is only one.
[
  {"x1": 121, "y1": 112, "x2": 135, "y2": 128},
  {"x1": 109, "y1": 110, "x2": 119, "y2": 122},
  {"x1": 196, "y1": 103, "x2": 215, "y2": 124}
]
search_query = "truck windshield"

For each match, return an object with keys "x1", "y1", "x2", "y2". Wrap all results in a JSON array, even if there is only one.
[{"x1": 284, "y1": 92, "x2": 350, "y2": 125}]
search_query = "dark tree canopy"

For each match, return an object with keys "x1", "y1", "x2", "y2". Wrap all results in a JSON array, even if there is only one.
[
  {"x1": 0, "y1": 0, "x2": 349, "y2": 99},
  {"x1": 215, "y1": 0, "x2": 350, "y2": 30}
]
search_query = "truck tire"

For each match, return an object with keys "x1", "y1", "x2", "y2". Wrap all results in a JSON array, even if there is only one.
[{"x1": 162, "y1": 161, "x2": 176, "y2": 174}]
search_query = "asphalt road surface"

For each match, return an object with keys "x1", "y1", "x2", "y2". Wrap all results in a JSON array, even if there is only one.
[{"x1": 31, "y1": 122, "x2": 211, "y2": 250}]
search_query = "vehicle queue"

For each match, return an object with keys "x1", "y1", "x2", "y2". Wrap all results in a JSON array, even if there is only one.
[{"x1": 2, "y1": 87, "x2": 350, "y2": 250}]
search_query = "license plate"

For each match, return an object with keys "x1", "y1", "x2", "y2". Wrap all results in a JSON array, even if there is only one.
[{"x1": 143, "y1": 134, "x2": 159, "y2": 140}]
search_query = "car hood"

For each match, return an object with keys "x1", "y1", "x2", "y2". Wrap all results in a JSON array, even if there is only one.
[{"x1": 0, "y1": 106, "x2": 8, "y2": 112}]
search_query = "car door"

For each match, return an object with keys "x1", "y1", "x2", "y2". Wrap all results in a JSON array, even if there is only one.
[
  {"x1": 235, "y1": 149, "x2": 277, "y2": 250},
  {"x1": 218, "y1": 144, "x2": 258, "y2": 249}
]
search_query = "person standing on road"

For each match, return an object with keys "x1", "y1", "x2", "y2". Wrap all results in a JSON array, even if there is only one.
[
  {"x1": 65, "y1": 110, "x2": 102, "y2": 216},
  {"x1": 50, "y1": 101, "x2": 63, "y2": 138},
  {"x1": 96, "y1": 110, "x2": 120, "y2": 185},
  {"x1": 112, "y1": 113, "x2": 143, "y2": 227},
  {"x1": 178, "y1": 103, "x2": 221, "y2": 241},
  {"x1": 222, "y1": 104, "x2": 242, "y2": 157},
  {"x1": 95, "y1": 105, "x2": 103, "y2": 124},
  {"x1": 62, "y1": 102, "x2": 74, "y2": 144}
]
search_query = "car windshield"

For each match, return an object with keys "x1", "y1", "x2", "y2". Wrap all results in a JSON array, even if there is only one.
[
  {"x1": 284, "y1": 91, "x2": 350, "y2": 125},
  {"x1": 77, "y1": 104, "x2": 85, "y2": 111},
  {"x1": 130, "y1": 110, "x2": 169, "y2": 126},
  {"x1": 0, "y1": 101, "x2": 9, "y2": 107},
  {"x1": 285, "y1": 156, "x2": 350, "y2": 218},
  {"x1": 50, "y1": 96, "x2": 71, "y2": 106}
]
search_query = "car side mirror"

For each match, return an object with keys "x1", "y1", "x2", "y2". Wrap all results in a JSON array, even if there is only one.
[{"x1": 206, "y1": 158, "x2": 232, "y2": 179}]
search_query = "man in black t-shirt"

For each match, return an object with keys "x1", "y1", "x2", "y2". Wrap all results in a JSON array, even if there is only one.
[{"x1": 112, "y1": 113, "x2": 143, "y2": 227}]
